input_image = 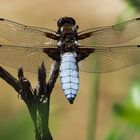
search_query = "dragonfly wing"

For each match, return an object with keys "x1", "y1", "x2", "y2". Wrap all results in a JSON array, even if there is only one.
[
  {"x1": 0, "y1": 18, "x2": 57, "y2": 46},
  {"x1": 78, "y1": 17, "x2": 140, "y2": 46},
  {"x1": 78, "y1": 45, "x2": 140, "y2": 73},
  {"x1": 0, "y1": 45, "x2": 60, "y2": 73}
]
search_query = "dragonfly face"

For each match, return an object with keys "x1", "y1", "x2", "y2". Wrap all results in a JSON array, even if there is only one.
[
  {"x1": 57, "y1": 17, "x2": 76, "y2": 28},
  {"x1": 0, "y1": 16, "x2": 140, "y2": 103}
]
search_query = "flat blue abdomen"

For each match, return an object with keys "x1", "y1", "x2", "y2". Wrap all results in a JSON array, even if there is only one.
[{"x1": 60, "y1": 52, "x2": 79, "y2": 104}]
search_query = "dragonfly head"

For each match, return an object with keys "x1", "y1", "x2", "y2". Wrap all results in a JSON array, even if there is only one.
[
  {"x1": 57, "y1": 17, "x2": 76, "y2": 27},
  {"x1": 57, "y1": 17, "x2": 79, "y2": 33}
]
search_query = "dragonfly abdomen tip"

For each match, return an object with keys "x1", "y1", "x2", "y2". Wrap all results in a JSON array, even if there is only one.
[{"x1": 68, "y1": 97, "x2": 75, "y2": 104}]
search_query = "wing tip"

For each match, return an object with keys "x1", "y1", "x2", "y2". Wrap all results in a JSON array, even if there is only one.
[
  {"x1": 136, "y1": 17, "x2": 140, "y2": 20},
  {"x1": 0, "y1": 18, "x2": 4, "y2": 21}
]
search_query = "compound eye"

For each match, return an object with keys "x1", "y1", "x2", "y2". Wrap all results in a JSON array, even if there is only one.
[{"x1": 57, "y1": 18, "x2": 65, "y2": 27}]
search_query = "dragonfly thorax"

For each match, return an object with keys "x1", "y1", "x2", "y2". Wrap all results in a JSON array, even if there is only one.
[
  {"x1": 57, "y1": 39, "x2": 78, "y2": 52},
  {"x1": 57, "y1": 25, "x2": 79, "y2": 52}
]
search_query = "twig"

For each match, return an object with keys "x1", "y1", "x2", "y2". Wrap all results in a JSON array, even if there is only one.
[{"x1": 0, "y1": 66, "x2": 20, "y2": 92}]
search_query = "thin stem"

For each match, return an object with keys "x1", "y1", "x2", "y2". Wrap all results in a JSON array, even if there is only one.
[{"x1": 87, "y1": 74, "x2": 100, "y2": 140}]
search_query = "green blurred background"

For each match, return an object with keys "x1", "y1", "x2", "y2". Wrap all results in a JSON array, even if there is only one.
[{"x1": 0, "y1": 0, "x2": 140, "y2": 140}]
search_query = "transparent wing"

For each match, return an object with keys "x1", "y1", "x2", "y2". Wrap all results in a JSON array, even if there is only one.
[
  {"x1": 0, "y1": 45, "x2": 59, "y2": 73},
  {"x1": 78, "y1": 17, "x2": 140, "y2": 46},
  {"x1": 0, "y1": 18, "x2": 57, "y2": 46},
  {"x1": 78, "y1": 45, "x2": 140, "y2": 73}
]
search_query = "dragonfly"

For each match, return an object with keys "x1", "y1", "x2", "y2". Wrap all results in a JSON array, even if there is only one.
[{"x1": 0, "y1": 17, "x2": 140, "y2": 104}]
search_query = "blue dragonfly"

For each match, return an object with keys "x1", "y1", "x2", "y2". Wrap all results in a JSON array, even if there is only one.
[{"x1": 0, "y1": 17, "x2": 140, "y2": 103}]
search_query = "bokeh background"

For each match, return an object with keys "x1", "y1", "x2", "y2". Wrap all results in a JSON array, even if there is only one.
[{"x1": 0, "y1": 0, "x2": 140, "y2": 140}]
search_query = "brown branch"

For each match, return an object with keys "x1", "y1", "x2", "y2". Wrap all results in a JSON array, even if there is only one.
[
  {"x1": 0, "y1": 66, "x2": 20, "y2": 92},
  {"x1": 47, "y1": 62, "x2": 60, "y2": 95},
  {"x1": 0, "y1": 61, "x2": 60, "y2": 140}
]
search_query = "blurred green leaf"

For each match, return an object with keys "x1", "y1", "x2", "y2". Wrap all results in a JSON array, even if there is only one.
[
  {"x1": 113, "y1": 80, "x2": 140, "y2": 129},
  {"x1": 105, "y1": 128, "x2": 118, "y2": 140},
  {"x1": 105, "y1": 126, "x2": 133, "y2": 140},
  {"x1": 125, "y1": 0, "x2": 140, "y2": 12}
]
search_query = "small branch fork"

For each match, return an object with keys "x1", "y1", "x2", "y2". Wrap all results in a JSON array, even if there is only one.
[{"x1": 0, "y1": 62, "x2": 59, "y2": 140}]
